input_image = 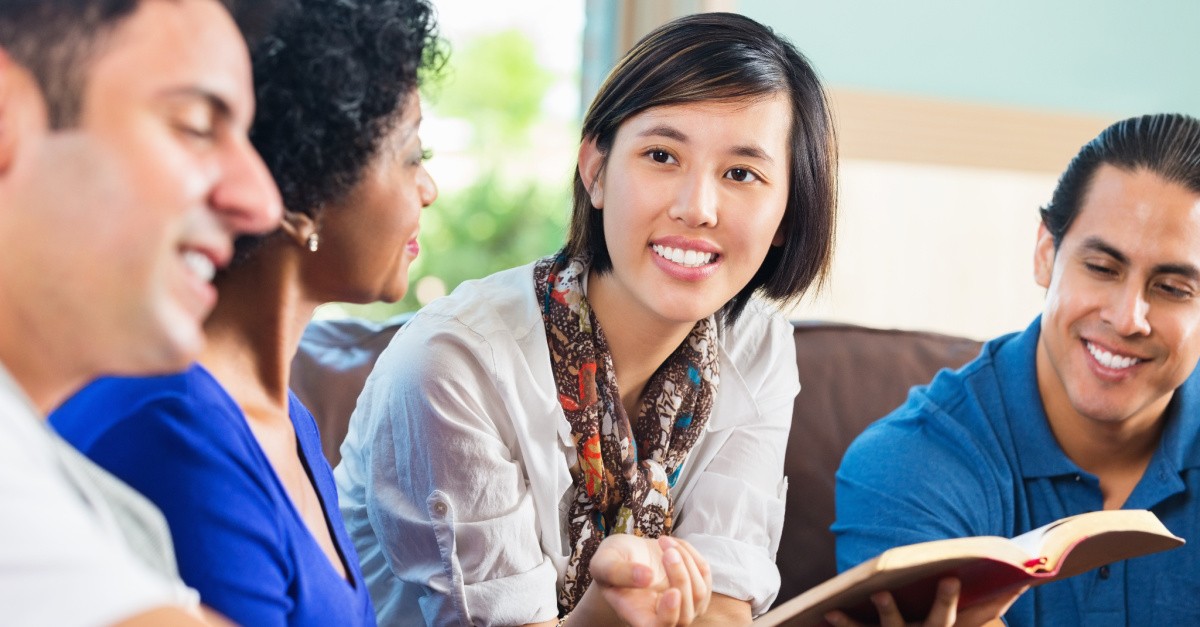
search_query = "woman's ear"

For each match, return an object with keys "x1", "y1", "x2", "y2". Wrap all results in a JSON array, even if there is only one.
[
  {"x1": 279, "y1": 211, "x2": 318, "y2": 250},
  {"x1": 578, "y1": 137, "x2": 605, "y2": 209},
  {"x1": 771, "y1": 221, "x2": 785, "y2": 247}
]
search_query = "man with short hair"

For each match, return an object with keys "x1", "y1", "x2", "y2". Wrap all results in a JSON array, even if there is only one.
[
  {"x1": 0, "y1": 0, "x2": 281, "y2": 624},
  {"x1": 834, "y1": 113, "x2": 1200, "y2": 626}
]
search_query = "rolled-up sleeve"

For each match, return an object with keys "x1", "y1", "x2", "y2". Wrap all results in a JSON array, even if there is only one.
[
  {"x1": 357, "y1": 317, "x2": 560, "y2": 625},
  {"x1": 673, "y1": 308, "x2": 798, "y2": 616}
]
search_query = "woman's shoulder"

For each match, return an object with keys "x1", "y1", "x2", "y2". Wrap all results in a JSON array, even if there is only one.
[
  {"x1": 63, "y1": 367, "x2": 195, "y2": 408},
  {"x1": 719, "y1": 298, "x2": 794, "y2": 359},
  {"x1": 395, "y1": 261, "x2": 545, "y2": 350},
  {"x1": 50, "y1": 365, "x2": 243, "y2": 453}
]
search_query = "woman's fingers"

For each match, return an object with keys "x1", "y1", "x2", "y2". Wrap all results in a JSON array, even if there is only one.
[
  {"x1": 660, "y1": 537, "x2": 710, "y2": 616},
  {"x1": 655, "y1": 588, "x2": 682, "y2": 627},
  {"x1": 590, "y1": 535, "x2": 656, "y2": 589},
  {"x1": 662, "y1": 546, "x2": 696, "y2": 623},
  {"x1": 591, "y1": 554, "x2": 654, "y2": 589}
]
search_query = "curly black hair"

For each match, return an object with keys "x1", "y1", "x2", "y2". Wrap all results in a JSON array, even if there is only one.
[{"x1": 247, "y1": 0, "x2": 445, "y2": 221}]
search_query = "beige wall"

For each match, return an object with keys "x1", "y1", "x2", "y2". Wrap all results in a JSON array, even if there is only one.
[
  {"x1": 790, "y1": 159, "x2": 1053, "y2": 340},
  {"x1": 784, "y1": 90, "x2": 1112, "y2": 339},
  {"x1": 608, "y1": 0, "x2": 736, "y2": 52}
]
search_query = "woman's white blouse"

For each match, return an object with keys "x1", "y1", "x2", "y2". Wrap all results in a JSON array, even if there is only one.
[{"x1": 335, "y1": 262, "x2": 799, "y2": 625}]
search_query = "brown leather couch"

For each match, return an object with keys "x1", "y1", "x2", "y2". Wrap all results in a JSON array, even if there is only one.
[{"x1": 291, "y1": 316, "x2": 983, "y2": 607}]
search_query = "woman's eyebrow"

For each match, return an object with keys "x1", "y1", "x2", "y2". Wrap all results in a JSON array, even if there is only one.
[
  {"x1": 636, "y1": 125, "x2": 688, "y2": 142},
  {"x1": 636, "y1": 125, "x2": 774, "y2": 163},
  {"x1": 730, "y1": 144, "x2": 773, "y2": 164}
]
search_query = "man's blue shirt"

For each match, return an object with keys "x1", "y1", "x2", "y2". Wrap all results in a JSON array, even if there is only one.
[{"x1": 834, "y1": 316, "x2": 1200, "y2": 626}]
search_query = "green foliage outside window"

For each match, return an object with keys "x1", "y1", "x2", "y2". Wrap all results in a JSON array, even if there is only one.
[
  {"x1": 330, "y1": 29, "x2": 576, "y2": 321},
  {"x1": 436, "y1": 29, "x2": 554, "y2": 149}
]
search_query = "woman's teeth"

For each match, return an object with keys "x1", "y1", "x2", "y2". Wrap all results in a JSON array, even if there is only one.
[{"x1": 652, "y1": 244, "x2": 715, "y2": 268}]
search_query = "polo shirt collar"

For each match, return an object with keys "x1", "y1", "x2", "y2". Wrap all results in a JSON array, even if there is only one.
[
  {"x1": 993, "y1": 316, "x2": 1080, "y2": 479},
  {"x1": 1159, "y1": 364, "x2": 1200, "y2": 472},
  {"x1": 995, "y1": 315, "x2": 1200, "y2": 480}
]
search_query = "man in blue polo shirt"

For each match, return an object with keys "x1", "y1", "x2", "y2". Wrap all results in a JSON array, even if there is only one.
[{"x1": 834, "y1": 113, "x2": 1200, "y2": 627}]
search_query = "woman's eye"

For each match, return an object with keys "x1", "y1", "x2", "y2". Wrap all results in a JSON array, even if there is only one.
[
  {"x1": 648, "y1": 149, "x2": 674, "y2": 164},
  {"x1": 409, "y1": 146, "x2": 432, "y2": 166},
  {"x1": 725, "y1": 168, "x2": 758, "y2": 183}
]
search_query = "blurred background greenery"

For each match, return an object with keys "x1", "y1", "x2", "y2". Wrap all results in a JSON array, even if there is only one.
[{"x1": 321, "y1": 13, "x2": 582, "y2": 321}]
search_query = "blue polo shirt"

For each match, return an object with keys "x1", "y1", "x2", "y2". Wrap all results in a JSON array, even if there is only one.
[{"x1": 834, "y1": 317, "x2": 1200, "y2": 626}]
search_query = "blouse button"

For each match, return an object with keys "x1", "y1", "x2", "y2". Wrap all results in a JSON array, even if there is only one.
[
  {"x1": 433, "y1": 501, "x2": 448, "y2": 517},
  {"x1": 1098, "y1": 565, "x2": 1111, "y2": 580}
]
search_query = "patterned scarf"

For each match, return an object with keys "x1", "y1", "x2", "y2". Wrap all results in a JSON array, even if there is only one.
[{"x1": 533, "y1": 254, "x2": 720, "y2": 612}]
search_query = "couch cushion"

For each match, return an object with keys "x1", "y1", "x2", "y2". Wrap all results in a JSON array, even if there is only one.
[{"x1": 776, "y1": 322, "x2": 982, "y2": 605}]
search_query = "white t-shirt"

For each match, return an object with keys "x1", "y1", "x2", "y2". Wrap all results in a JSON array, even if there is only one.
[
  {"x1": 0, "y1": 364, "x2": 198, "y2": 626},
  {"x1": 336, "y1": 262, "x2": 799, "y2": 625}
]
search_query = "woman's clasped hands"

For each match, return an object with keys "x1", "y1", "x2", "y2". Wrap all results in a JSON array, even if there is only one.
[{"x1": 572, "y1": 534, "x2": 713, "y2": 627}]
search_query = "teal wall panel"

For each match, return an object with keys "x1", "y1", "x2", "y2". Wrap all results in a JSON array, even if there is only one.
[{"x1": 740, "y1": 0, "x2": 1199, "y2": 117}]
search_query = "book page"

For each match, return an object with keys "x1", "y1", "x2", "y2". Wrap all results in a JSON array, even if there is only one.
[
  {"x1": 1026, "y1": 510, "x2": 1182, "y2": 575},
  {"x1": 1008, "y1": 517, "x2": 1068, "y2": 563}
]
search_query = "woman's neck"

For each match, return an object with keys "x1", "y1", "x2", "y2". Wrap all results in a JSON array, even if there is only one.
[
  {"x1": 200, "y1": 238, "x2": 319, "y2": 423},
  {"x1": 586, "y1": 269, "x2": 698, "y2": 418}
]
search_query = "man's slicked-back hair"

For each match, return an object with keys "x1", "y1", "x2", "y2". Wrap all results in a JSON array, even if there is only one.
[
  {"x1": 1041, "y1": 113, "x2": 1200, "y2": 247},
  {"x1": 565, "y1": 12, "x2": 837, "y2": 324}
]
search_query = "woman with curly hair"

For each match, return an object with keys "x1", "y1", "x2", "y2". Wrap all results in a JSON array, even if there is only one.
[{"x1": 49, "y1": 0, "x2": 443, "y2": 624}]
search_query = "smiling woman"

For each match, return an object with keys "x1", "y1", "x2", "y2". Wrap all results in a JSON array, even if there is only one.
[{"x1": 333, "y1": 12, "x2": 830, "y2": 626}]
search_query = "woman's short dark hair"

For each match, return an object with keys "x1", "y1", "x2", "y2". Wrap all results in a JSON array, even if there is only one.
[
  {"x1": 237, "y1": 0, "x2": 444, "y2": 260},
  {"x1": 1041, "y1": 113, "x2": 1200, "y2": 247},
  {"x1": 564, "y1": 12, "x2": 837, "y2": 323}
]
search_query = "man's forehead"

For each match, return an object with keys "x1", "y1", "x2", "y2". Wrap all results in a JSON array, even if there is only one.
[
  {"x1": 83, "y1": 0, "x2": 253, "y2": 122},
  {"x1": 1067, "y1": 165, "x2": 1200, "y2": 263}
]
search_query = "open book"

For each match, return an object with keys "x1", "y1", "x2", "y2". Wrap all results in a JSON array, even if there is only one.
[{"x1": 755, "y1": 509, "x2": 1184, "y2": 627}]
